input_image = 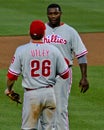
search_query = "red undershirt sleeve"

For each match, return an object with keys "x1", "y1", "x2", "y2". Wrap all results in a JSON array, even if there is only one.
[{"x1": 7, "y1": 72, "x2": 18, "y2": 80}]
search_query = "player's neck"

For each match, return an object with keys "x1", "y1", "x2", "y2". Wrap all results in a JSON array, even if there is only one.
[
  {"x1": 48, "y1": 22, "x2": 64, "y2": 28},
  {"x1": 31, "y1": 39, "x2": 43, "y2": 44}
]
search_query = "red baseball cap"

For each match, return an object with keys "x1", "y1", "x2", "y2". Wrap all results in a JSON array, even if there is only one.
[{"x1": 30, "y1": 20, "x2": 46, "y2": 36}]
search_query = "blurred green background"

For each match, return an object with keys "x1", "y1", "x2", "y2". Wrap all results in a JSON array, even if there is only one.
[{"x1": 0, "y1": 0, "x2": 104, "y2": 36}]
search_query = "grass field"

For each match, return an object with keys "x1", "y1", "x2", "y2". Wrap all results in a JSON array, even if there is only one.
[
  {"x1": 69, "y1": 66, "x2": 104, "y2": 130},
  {"x1": 0, "y1": 67, "x2": 104, "y2": 130},
  {"x1": 0, "y1": 0, "x2": 104, "y2": 130}
]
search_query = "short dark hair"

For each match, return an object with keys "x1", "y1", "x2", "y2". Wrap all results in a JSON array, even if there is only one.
[
  {"x1": 30, "y1": 34, "x2": 44, "y2": 40},
  {"x1": 47, "y1": 3, "x2": 61, "y2": 12}
]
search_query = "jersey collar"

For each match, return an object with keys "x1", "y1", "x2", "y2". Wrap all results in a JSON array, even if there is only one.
[{"x1": 30, "y1": 40, "x2": 44, "y2": 44}]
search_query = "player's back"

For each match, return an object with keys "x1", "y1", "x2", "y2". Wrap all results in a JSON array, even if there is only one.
[{"x1": 16, "y1": 42, "x2": 67, "y2": 89}]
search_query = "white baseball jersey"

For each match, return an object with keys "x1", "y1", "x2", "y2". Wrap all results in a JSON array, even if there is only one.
[
  {"x1": 44, "y1": 23, "x2": 88, "y2": 65},
  {"x1": 8, "y1": 41, "x2": 68, "y2": 89},
  {"x1": 40, "y1": 23, "x2": 88, "y2": 130}
]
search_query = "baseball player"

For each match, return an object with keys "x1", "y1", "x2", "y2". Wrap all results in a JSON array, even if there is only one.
[
  {"x1": 5, "y1": 20, "x2": 69, "y2": 130},
  {"x1": 39, "y1": 3, "x2": 89, "y2": 130}
]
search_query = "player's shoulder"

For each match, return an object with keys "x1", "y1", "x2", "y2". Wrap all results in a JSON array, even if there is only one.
[
  {"x1": 62, "y1": 23, "x2": 78, "y2": 32},
  {"x1": 63, "y1": 24, "x2": 80, "y2": 38},
  {"x1": 44, "y1": 43, "x2": 59, "y2": 50},
  {"x1": 45, "y1": 22, "x2": 77, "y2": 33},
  {"x1": 44, "y1": 43, "x2": 57, "y2": 50},
  {"x1": 47, "y1": 44, "x2": 62, "y2": 54},
  {"x1": 16, "y1": 42, "x2": 30, "y2": 51}
]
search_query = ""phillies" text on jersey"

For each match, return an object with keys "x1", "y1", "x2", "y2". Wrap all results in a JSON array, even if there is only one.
[{"x1": 44, "y1": 34, "x2": 67, "y2": 44}]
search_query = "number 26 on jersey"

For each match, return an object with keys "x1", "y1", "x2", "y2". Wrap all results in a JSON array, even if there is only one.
[{"x1": 30, "y1": 59, "x2": 51, "y2": 77}]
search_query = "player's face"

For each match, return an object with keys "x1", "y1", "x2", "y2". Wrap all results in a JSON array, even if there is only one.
[{"x1": 47, "y1": 7, "x2": 62, "y2": 27}]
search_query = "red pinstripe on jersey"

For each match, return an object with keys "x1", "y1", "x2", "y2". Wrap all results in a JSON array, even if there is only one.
[
  {"x1": 60, "y1": 67, "x2": 69, "y2": 79},
  {"x1": 76, "y1": 50, "x2": 88, "y2": 58}
]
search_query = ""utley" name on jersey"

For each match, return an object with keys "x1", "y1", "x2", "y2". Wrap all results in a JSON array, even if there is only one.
[{"x1": 31, "y1": 49, "x2": 49, "y2": 57}]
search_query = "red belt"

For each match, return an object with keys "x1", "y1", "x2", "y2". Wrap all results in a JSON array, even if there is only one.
[{"x1": 25, "y1": 85, "x2": 53, "y2": 91}]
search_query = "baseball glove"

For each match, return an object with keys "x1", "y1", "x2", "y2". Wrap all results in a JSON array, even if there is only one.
[{"x1": 7, "y1": 91, "x2": 22, "y2": 104}]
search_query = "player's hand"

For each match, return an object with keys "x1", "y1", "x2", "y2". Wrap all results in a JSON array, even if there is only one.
[
  {"x1": 79, "y1": 77, "x2": 89, "y2": 93},
  {"x1": 4, "y1": 88, "x2": 22, "y2": 104},
  {"x1": 4, "y1": 88, "x2": 14, "y2": 95}
]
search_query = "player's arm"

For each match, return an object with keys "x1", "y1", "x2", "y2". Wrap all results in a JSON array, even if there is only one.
[
  {"x1": 5, "y1": 71, "x2": 19, "y2": 95},
  {"x1": 7, "y1": 70, "x2": 19, "y2": 91},
  {"x1": 78, "y1": 55, "x2": 89, "y2": 93},
  {"x1": 5, "y1": 72, "x2": 22, "y2": 104},
  {"x1": 5, "y1": 47, "x2": 21, "y2": 94}
]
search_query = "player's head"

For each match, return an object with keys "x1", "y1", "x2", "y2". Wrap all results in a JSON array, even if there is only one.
[
  {"x1": 47, "y1": 3, "x2": 62, "y2": 28},
  {"x1": 30, "y1": 20, "x2": 46, "y2": 40}
]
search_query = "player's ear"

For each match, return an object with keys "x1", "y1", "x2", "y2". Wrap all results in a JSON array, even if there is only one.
[{"x1": 60, "y1": 11, "x2": 62, "y2": 15}]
